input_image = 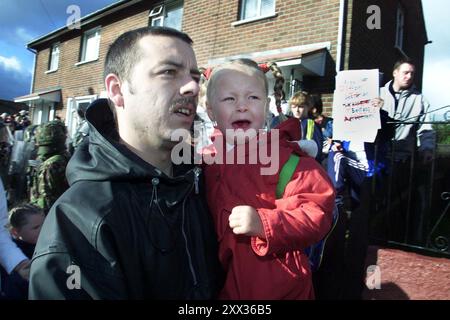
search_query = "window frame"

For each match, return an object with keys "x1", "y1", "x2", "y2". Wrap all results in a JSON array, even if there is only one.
[
  {"x1": 65, "y1": 95, "x2": 97, "y2": 139},
  {"x1": 395, "y1": 3, "x2": 405, "y2": 50},
  {"x1": 47, "y1": 43, "x2": 60, "y2": 72},
  {"x1": 79, "y1": 27, "x2": 101, "y2": 64},
  {"x1": 148, "y1": 0, "x2": 184, "y2": 31},
  {"x1": 239, "y1": 0, "x2": 276, "y2": 21}
]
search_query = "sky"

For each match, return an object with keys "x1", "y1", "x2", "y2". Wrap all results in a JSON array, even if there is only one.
[{"x1": 0, "y1": 0, "x2": 449, "y2": 120}]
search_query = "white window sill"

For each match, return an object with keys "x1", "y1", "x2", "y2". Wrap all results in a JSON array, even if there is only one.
[
  {"x1": 45, "y1": 69, "x2": 58, "y2": 74},
  {"x1": 231, "y1": 13, "x2": 278, "y2": 27},
  {"x1": 75, "y1": 58, "x2": 99, "y2": 66}
]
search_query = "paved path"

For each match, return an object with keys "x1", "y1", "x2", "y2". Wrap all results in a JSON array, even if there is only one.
[{"x1": 362, "y1": 246, "x2": 450, "y2": 300}]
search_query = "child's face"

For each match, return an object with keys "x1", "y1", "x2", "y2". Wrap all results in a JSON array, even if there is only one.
[
  {"x1": 291, "y1": 103, "x2": 308, "y2": 119},
  {"x1": 207, "y1": 69, "x2": 268, "y2": 143},
  {"x1": 13, "y1": 213, "x2": 45, "y2": 245}
]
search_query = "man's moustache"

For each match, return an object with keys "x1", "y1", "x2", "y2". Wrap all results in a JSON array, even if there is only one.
[{"x1": 172, "y1": 97, "x2": 196, "y2": 107}]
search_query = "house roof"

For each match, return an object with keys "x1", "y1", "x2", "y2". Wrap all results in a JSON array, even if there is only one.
[{"x1": 27, "y1": 0, "x2": 141, "y2": 49}]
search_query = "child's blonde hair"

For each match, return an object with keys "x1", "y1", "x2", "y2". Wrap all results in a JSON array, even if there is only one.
[
  {"x1": 290, "y1": 91, "x2": 311, "y2": 108},
  {"x1": 206, "y1": 58, "x2": 269, "y2": 103}
]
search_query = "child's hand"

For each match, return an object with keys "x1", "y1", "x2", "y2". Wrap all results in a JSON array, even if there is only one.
[
  {"x1": 331, "y1": 142, "x2": 343, "y2": 152},
  {"x1": 229, "y1": 206, "x2": 265, "y2": 238}
]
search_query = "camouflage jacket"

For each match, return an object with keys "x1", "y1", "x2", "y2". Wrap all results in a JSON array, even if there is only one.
[{"x1": 29, "y1": 153, "x2": 69, "y2": 213}]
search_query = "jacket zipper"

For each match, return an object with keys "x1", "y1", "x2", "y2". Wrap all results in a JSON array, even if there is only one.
[
  {"x1": 193, "y1": 167, "x2": 201, "y2": 194},
  {"x1": 153, "y1": 167, "x2": 202, "y2": 287},
  {"x1": 182, "y1": 167, "x2": 202, "y2": 286},
  {"x1": 181, "y1": 190, "x2": 198, "y2": 287}
]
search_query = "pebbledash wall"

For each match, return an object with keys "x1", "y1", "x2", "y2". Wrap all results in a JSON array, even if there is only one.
[{"x1": 28, "y1": 0, "x2": 428, "y2": 126}]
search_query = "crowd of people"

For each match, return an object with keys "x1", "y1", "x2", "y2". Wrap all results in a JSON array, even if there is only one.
[{"x1": 0, "y1": 26, "x2": 436, "y2": 300}]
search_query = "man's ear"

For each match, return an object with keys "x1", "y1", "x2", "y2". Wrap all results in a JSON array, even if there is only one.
[{"x1": 105, "y1": 73, "x2": 124, "y2": 107}]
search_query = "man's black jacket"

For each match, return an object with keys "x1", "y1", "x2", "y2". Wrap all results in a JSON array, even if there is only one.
[{"x1": 29, "y1": 99, "x2": 221, "y2": 299}]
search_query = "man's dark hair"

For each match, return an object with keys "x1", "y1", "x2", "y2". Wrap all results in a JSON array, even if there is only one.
[
  {"x1": 393, "y1": 58, "x2": 416, "y2": 72},
  {"x1": 104, "y1": 27, "x2": 193, "y2": 128},
  {"x1": 104, "y1": 26, "x2": 193, "y2": 82}
]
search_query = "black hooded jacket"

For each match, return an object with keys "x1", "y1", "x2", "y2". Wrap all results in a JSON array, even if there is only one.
[{"x1": 29, "y1": 99, "x2": 221, "y2": 299}]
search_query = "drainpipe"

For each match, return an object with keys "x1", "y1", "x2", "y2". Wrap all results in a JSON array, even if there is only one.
[
  {"x1": 336, "y1": 0, "x2": 346, "y2": 72},
  {"x1": 26, "y1": 47, "x2": 37, "y2": 123}
]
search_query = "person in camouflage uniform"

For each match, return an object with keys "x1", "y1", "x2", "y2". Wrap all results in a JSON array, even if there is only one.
[{"x1": 29, "y1": 120, "x2": 69, "y2": 214}]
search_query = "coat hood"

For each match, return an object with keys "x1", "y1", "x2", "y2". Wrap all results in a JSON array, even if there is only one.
[{"x1": 66, "y1": 99, "x2": 195, "y2": 185}]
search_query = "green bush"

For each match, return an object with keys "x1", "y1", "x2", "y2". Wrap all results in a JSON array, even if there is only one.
[{"x1": 434, "y1": 124, "x2": 450, "y2": 145}]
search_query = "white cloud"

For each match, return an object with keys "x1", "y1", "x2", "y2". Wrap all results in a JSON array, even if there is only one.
[
  {"x1": 16, "y1": 27, "x2": 34, "y2": 43},
  {"x1": 0, "y1": 55, "x2": 22, "y2": 72},
  {"x1": 423, "y1": 58, "x2": 450, "y2": 120}
]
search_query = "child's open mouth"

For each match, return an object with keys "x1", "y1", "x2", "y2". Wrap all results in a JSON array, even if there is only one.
[{"x1": 232, "y1": 120, "x2": 251, "y2": 130}]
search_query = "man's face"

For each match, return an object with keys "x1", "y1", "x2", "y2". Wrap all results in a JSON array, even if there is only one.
[
  {"x1": 120, "y1": 35, "x2": 200, "y2": 149},
  {"x1": 393, "y1": 63, "x2": 415, "y2": 90}
]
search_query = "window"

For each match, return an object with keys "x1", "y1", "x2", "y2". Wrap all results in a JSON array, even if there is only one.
[
  {"x1": 395, "y1": 4, "x2": 405, "y2": 49},
  {"x1": 149, "y1": 1, "x2": 184, "y2": 31},
  {"x1": 240, "y1": 0, "x2": 275, "y2": 21},
  {"x1": 48, "y1": 44, "x2": 59, "y2": 71},
  {"x1": 80, "y1": 28, "x2": 101, "y2": 63},
  {"x1": 66, "y1": 95, "x2": 96, "y2": 139}
]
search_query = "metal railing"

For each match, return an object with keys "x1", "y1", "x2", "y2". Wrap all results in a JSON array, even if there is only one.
[{"x1": 368, "y1": 120, "x2": 450, "y2": 257}]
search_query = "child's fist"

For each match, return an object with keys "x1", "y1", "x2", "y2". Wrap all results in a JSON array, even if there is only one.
[{"x1": 229, "y1": 205, "x2": 265, "y2": 238}]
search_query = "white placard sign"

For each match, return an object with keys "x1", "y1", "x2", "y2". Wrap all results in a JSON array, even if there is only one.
[{"x1": 332, "y1": 69, "x2": 381, "y2": 143}]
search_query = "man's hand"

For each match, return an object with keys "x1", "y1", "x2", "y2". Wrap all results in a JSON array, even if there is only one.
[
  {"x1": 371, "y1": 97, "x2": 384, "y2": 109},
  {"x1": 229, "y1": 206, "x2": 265, "y2": 238},
  {"x1": 14, "y1": 259, "x2": 31, "y2": 281}
]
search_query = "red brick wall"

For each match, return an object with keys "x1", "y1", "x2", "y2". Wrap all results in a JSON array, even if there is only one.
[
  {"x1": 184, "y1": 0, "x2": 341, "y2": 114},
  {"x1": 33, "y1": 4, "x2": 152, "y2": 118},
  {"x1": 346, "y1": 0, "x2": 427, "y2": 90},
  {"x1": 33, "y1": 0, "x2": 343, "y2": 119},
  {"x1": 32, "y1": 0, "x2": 426, "y2": 120},
  {"x1": 184, "y1": 0, "x2": 340, "y2": 65}
]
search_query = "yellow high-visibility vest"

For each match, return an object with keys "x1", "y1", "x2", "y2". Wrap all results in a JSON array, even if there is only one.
[{"x1": 306, "y1": 119, "x2": 314, "y2": 140}]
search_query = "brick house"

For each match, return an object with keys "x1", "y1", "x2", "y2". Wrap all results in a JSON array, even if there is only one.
[{"x1": 14, "y1": 0, "x2": 428, "y2": 140}]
